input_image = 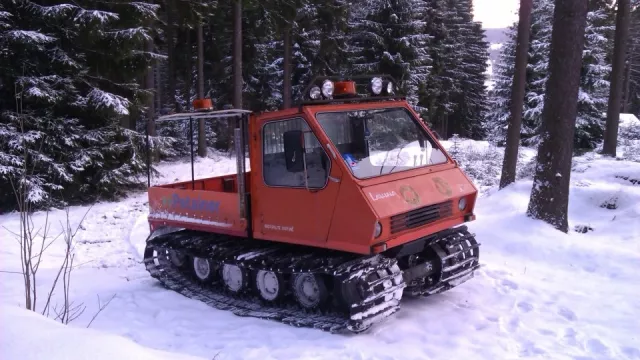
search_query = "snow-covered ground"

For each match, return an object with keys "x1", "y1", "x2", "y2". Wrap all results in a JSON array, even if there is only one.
[
  {"x1": 1, "y1": 144, "x2": 639, "y2": 360},
  {"x1": 0, "y1": 304, "x2": 202, "y2": 360}
]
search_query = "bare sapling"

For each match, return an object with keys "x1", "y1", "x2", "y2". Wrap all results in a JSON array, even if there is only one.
[
  {"x1": 8, "y1": 82, "x2": 58, "y2": 312},
  {"x1": 46, "y1": 206, "x2": 91, "y2": 324},
  {"x1": 8, "y1": 82, "x2": 114, "y2": 326}
]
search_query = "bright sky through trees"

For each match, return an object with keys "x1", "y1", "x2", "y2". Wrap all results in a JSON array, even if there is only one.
[{"x1": 473, "y1": 0, "x2": 518, "y2": 28}]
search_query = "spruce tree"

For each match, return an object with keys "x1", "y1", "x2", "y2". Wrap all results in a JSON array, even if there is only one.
[
  {"x1": 310, "y1": 0, "x2": 350, "y2": 77},
  {"x1": 487, "y1": 0, "x2": 614, "y2": 149},
  {"x1": 627, "y1": 7, "x2": 640, "y2": 116},
  {"x1": 576, "y1": 4, "x2": 614, "y2": 149},
  {"x1": 348, "y1": 0, "x2": 429, "y2": 102},
  {"x1": 603, "y1": 0, "x2": 632, "y2": 156},
  {"x1": 0, "y1": 0, "x2": 160, "y2": 211},
  {"x1": 485, "y1": 24, "x2": 517, "y2": 145},
  {"x1": 521, "y1": 0, "x2": 554, "y2": 145},
  {"x1": 448, "y1": 0, "x2": 490, "y2": 139},
  {"x1": 415, "y1": 0, "x2": 459, "y2": 135}
]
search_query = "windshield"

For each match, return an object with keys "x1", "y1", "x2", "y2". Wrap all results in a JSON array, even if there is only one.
[{"x1": 316, "y1": 107, "x2": 448, "y2": 179}]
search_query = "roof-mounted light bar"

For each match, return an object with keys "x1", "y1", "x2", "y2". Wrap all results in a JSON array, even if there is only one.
[
  {"x1": 369, "y1": 77, "x2": 395, "y2": 96},
  {"x1": 303, "y1": 74, "x2": 401, "y2": 104}
]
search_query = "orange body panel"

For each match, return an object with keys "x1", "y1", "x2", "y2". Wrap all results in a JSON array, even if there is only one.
[
  {"x1": 148, "y1": 99, "x2": 478, "y2": 255},
  {"x1": 325, "y1": 175, "x2": 379, "y2": 253},
  {"x1": 147, "y1": 177, "x2": 247, "y2": 237},
  {"x1": 360, "y1": 168, "x2": 476, "y2": 218}
]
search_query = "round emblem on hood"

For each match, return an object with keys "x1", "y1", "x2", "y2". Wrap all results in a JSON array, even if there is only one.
[
  {"x1": 433, "y1": 177, "x2": 452, "y2": 196},
  {"x1": 399, "y1": 185, "x2": 420, "y2": 205}
]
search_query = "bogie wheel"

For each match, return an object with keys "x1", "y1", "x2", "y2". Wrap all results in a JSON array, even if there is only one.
[
  {"x1": 291, "y1": 273, "x2": 329, "y2": 309},
  {"x1": 222, "y1": 263, "x2": 248, "y2": 293},
  {"x1": 192, "y1": 256, "x2": 215, "y2": 282},
  {"x1": 168, "y1": 249, "x2": 187, "y2": 268},
  {"x1": 255, "y1": 270, "x2": 285, "y2": 302}
]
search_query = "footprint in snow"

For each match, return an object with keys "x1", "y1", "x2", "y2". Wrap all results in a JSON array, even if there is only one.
[
  {"x1": 494, "y1": 278, "x2": 519, "y2": 295},
  {"x1": 563, "y1": 327, "x2": 579, "y2": 347},
  {"x1": 585, "y1": 338, "x2": 610, "y2": 356},
  {"x1": 622, "y1": 347, "x2": 640, "y2": 359},
  {"x1": 536, "y1": 328, "x2": 555, "y2": 337},
  {"x1": 518, "y1": 339, "x2": 546, "y2": 357},
  {"x1": 516, "y1": 301, "x2": 533, "y2": 313},
  {"x1": 558, "y1": 306, "x2": 578, "y2": 321},
  {"x1": 501, "y1": 279, "x2": 519, "y2": 290},
  {"x1": 483, "y1": 268, "x2": 510, "y2": 280},
  {"x1": 499, "y1": 316, "x2": 520, "y2": 333}
]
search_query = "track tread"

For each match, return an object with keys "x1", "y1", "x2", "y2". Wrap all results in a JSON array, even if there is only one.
[
  {"x1": 144, "y1": 231, "x2": 404, "y2": 333},
  {"x1": 143, "y1": 225, "x2": 479, "y2": 333}
]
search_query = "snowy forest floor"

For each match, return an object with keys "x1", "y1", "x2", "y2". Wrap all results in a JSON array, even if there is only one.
[{"x1": 1, "y1": 140, "x2": 640, "y2": 360}]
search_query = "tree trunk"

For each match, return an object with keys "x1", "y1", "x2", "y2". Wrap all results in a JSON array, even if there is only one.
[
  {"x1": 146, "y1": 39, "x2": 156, "y2": 137},
  {"x1": 526, "y1": 0, "x2": 588, "y2": 233},
  {"x1": 283, "y1": 28, "x2": 292, "y2": 109},
  {"x1": 229, "y1": 0, "x2": 242, "y2": 155},
  {"x1": 602, "y1": 0, "x2": 631, "y2": 157},
  {"x1": 622, "y1": 53, "x2": 632, "y2": 113},
  {"x1": 183, "y1": 26, "x2": 192, "y2": 111},
  {"x1": 155, "y1": 52, "x2": 163, "y2": 114},
  {"x1": 443, "y1": 114, "x2": 448, "y2": 139},
  {"x1": 233, "y1": 0, "x2": 242, "y2": 109},
  {"x1": 499, "y1": 0, "x2": 533, "y2": 189},
  {"x1": 166, "y1": 0, "x2": 178, "y2": 112},
  {"x1": 197, "y1": 23, "x2": 207, "y2": 157}
]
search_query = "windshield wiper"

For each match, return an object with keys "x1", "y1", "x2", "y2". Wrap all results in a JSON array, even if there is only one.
[
  {"x1": 378, "y1": 150, "x2": 392, "y2": 176},
  {"x1": 387, "y1": 142, "x2": 412, "y2": 175}
]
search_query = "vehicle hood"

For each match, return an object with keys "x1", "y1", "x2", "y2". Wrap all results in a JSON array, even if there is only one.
[{"x1": 360, "y1": 168, "x2": 476, "y2": 218}]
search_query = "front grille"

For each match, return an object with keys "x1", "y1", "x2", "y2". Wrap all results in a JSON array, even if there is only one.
[{"x1": 390, "y1": 200, "x2": 453, "y2": 234}]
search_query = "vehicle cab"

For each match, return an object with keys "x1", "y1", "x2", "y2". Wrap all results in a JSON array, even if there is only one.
[{"x1": 249, "y1": 76, "x2": 478, "y2": 255}]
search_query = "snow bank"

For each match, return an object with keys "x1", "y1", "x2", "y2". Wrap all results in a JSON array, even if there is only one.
[
  {"x1": 615, "y1": 113, "x2": 640, "y2": 162},
  {"x1": 619, "y1": 113, "x2": 639, "y2": 128},
  {"x1": 0, "y1": 305, "x2": 203, "y2": 360}
]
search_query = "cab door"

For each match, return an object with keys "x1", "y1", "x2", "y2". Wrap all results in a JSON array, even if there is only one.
[{"x1": 252, "y1": 116, "x2": 342, "y2": 245}]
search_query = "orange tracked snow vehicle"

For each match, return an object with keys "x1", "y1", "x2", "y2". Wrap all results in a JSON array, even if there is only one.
[{"x1": 143, "y1": 75, "x2": 480, "y2": 333}]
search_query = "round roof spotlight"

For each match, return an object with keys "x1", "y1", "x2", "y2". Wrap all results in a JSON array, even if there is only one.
[
  {"x1": 321, "y1": 80, "x2": 334, "y2": 98},
  {"x1": 371, "y1": 77, "x2": 383, "y2": 95},
  {"x1": 309, "y1": 86, "x2": 322, "y2": 100},
  {"x1": 385, "y1": 81, "x2": 395, "y2": 95}
]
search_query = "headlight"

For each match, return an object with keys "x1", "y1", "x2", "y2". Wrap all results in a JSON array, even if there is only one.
[
  {"x1": 373, "y1": 221, "x2": 382, "y2": 238},
  {"x1": 309, "y1": 86, "x2": 322, "y2": 100},
  {"x1": 371, "y1": 77, "x2": 383, "y2": 95},
  {"x1": 321, "y1": 80, "x2": 334, "y2": 98},
  {"x1": 458, "y1": 197, "x2": 467, "y2": 211}
]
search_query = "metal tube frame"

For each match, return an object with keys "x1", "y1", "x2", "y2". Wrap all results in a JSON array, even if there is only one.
[
  {"x1": 189, "y1": 116, "x2": 195, "y2": 190},
  {"x1": 145, "y1": 109, "x2": 252, "y2": 238}
]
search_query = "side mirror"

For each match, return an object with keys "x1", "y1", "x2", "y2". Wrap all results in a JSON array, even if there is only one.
[{"x1": 283, "y1": 130, "x2": 305, "y2": 172}]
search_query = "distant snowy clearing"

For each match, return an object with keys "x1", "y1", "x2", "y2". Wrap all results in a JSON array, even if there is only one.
[{"x1": 1, "y1": 145, "x2": 639, "y2": 360}]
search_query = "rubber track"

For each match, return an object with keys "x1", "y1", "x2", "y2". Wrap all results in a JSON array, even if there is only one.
[
  {"x1": 407, "y1": 226, "x2": 481, "y2": 296},
  {"x1": 143, "y1": 231, "x2": 406, "y2": 333}
]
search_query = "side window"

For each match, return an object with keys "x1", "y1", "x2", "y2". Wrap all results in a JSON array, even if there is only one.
[{"x1": 263, "y1": 118, "x2": 330, "y2": 189}]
